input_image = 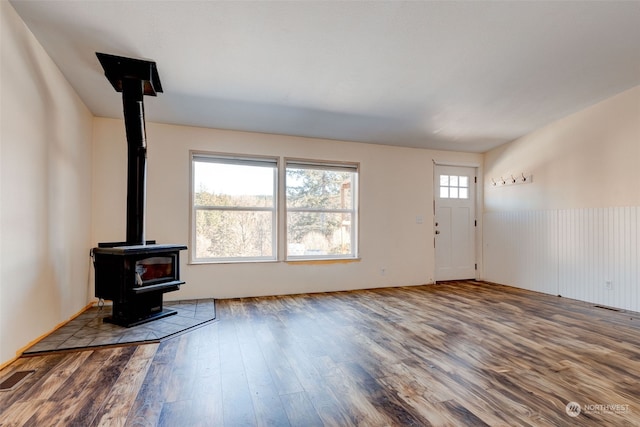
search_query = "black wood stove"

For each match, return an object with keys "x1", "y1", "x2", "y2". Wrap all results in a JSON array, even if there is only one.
[{"x1": 92, "y1": 53, "x2": 186, "y2": 327}]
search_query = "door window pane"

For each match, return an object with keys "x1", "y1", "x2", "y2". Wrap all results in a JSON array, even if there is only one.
[{"x1": 439, "y1": 175, "x2": 471, "y2": 199}]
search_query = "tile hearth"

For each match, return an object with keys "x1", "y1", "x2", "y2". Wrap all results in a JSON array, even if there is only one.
[{"x1": 23, "y1": 299, "x2": 216, "y2": 355}]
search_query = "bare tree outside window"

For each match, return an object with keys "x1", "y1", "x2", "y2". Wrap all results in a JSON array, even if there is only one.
[{"x1": 192, "y1": 157, "x2": 277, "y2": 262}]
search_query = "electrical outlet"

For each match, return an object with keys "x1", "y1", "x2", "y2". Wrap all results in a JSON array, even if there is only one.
[
  {"x1": 380, "y1": 268, "x2": 386, "y2": 276},
  {"x1": 605, "y1": 280, "x2": 613, "y2": 290}
]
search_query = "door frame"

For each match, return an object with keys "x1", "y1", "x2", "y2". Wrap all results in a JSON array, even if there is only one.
[{"x1": 432, "y1": 160, "x2": 483, "y2": 282}]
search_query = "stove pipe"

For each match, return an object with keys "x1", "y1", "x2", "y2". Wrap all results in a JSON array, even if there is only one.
[
  {"x1": 122, "y1": 78, "x2": 147, "y2": 245},
  {"x1": 96, "y1": 53, "x2": 163, "y2": 245}
]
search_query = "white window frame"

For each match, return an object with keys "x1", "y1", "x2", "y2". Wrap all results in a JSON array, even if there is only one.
[
  {"x1": 190, "y1": 152, "x2": 278, "y2": 263},
  {"x1": 284, "y1": 159, "x2": 359, "y2": 261}
]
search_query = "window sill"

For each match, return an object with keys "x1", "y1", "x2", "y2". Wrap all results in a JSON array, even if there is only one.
[
  {"x1": 189, "y1": 259, "x2": 278, "y2": 265},
  {"x1": 188, "y1": 258, "x2": 361, "y2": 266},
  {"x1": 286, "y1": 258, "x2": 361, "y2": 265}
]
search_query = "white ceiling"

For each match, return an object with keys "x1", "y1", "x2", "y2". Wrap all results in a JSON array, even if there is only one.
[{"x1": 9, "y1": 0, "x2": 640, "y2": 152}]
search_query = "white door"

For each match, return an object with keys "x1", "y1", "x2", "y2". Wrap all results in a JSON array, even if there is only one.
[{"x1": 434, "y1": 165, "x2": 476, "y2": 281}]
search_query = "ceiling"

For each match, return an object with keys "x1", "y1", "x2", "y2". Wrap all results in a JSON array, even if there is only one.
[{"x1": 9, "y1": 0, "x2": 640, "y2": 153}]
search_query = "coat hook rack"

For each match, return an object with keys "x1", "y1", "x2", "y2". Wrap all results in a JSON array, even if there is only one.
[{"x1": 490, "y1": 173, "x2": 533, "y2": 188}]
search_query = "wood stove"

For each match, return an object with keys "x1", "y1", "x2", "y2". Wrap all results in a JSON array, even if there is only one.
[
  {"x1": 93, "y1": 242, "x2": 186, "y2": 327},
  {"x1": 92, "y1": 53, "x2": 186, "y2": 327}
]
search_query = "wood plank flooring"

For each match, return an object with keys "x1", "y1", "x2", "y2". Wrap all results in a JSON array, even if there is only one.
[{"x1": 1, "y1": 281, "x2": 640, "y2": 426}]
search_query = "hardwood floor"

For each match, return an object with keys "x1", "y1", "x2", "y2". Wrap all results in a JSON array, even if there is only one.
[{"x1": 1, "y1": 281, "x2": 639, "y2": 426}]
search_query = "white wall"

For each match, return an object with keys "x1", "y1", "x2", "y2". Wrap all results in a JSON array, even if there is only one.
[
  {"x1": 0, "y1": 2, "x2": 93, "y2": 365},
  {"x1": 92, "y1": 118, "x2": 481, "y2": 299},
  {"x1": 483, "y1": 86, "x2": 640, "y2": 311}
]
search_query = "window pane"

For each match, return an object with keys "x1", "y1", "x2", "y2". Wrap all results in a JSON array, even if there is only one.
[
  {"x1": 459, "y1": 176, "x2": 469, "y2": 187},
  {"x1": 450, "y1": 187, "x2": 459, "y2": 198},
  {"x1": 287, "y1": 212, "x2": 352, "y2": 256},
  {"x1": 195, "y1": 210, "x2": 274, "y2": 259},
  {"x1": 286, "y1": 162, "x2": 358, "y2": 260},
  {"x1": 449, "y1": 175, "x2": 458, "y2": 186},
  {"x1": 459, "y1": 188, "x2": 469, "y2": 199},
  {"x1": 286, "y1": 168, "x2": 355, "y2": 209},
  {"x1": 194, "y1": 162, "x2": 275, "y2": 208},
  {"x1": 439, "y1": 175, "x2": 449, "y2": 186},
  {"x1": 440, "y1": 187, "x2": 449, "y2": 198}
]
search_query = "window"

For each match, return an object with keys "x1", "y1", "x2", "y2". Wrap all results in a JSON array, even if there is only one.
[
  {"x1": 286, "y1": 161, "x2": 358, "y2": 260},
  {"x1": 192, "y1": 154, "x2": 277, "y2": 262},
  {"x1": 191, "y1": 153, "x2": 359, "y2": 263},
  {"x1": 439, "y1": 174, "x2": 469, "y2": 199}
]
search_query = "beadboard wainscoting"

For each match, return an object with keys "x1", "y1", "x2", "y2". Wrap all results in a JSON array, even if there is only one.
[
  {"x1": 484, "y1": 210, "x2": 559, "y2": 295},
  {"x1": 484, "y1": 207, "x2": 640, "y2": 312}
]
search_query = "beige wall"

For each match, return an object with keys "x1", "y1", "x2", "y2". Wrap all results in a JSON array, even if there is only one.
[
  {"x1": 483, "y1": 86, "x2": 640, "y2": 311},
  {"x1": 484, "y1": 86, "x2": 640, "y2": 212},
  {"x1": 0, "y1": 2, "x2": 93, "y2": 365},
  {"x1": 92, "y1": 118, "x2": 482, "y2": 299}
]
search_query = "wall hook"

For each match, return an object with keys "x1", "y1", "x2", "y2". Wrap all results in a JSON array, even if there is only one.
[{"x1": 521, "y1": 173, "x2": 527, "y2": 182}]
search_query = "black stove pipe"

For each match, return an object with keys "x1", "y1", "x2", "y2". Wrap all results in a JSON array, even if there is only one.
[
  {"x1": 96, "y1": 53, "x2": 162, "y2": 246},
  {"x1": 122, "y1": 78, "x2": 147, "y2": 245}
]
